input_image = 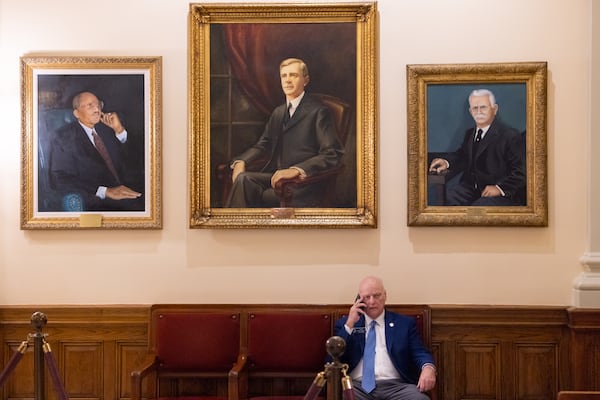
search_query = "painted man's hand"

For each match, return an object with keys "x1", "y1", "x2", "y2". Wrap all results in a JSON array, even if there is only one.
[
  {"x1": 106, "y1": 185, "x2": 141, "y2": 200},
  {"x1": 101, "y1": 112, "x2": 125, "y2": 135},
  {"x1": 232, "y1": 161, "x2": 246, "y2": 183},
  {"x1": 270, "y1": 168, "x2": 301, "y2": 187}
]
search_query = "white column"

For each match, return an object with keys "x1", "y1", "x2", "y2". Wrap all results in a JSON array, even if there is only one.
[
  {"x1": 574, "y1": 254, "x2": 600, "y2": 306},
  {"x1": 574, "y1": 1, "x2": 600, "y2": 307}
]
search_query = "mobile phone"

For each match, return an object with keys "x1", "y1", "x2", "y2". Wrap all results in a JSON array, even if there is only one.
[{"x1": 355, "y1": 293, "x2": 361, "y2": 302}]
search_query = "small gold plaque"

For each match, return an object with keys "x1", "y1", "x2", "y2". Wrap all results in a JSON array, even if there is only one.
[
  {"x1": 79, "y1": 214, "x2": 103, "y2": 228},
  {"x1": 271, "y1": 208, "x2": 295, "y2": 219},
  {"x1": 466, "y1": 208, "x2": 487, "y2": 217}
]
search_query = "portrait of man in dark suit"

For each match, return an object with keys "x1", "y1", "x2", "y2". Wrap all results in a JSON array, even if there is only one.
[
  {"x1": 209, "y1": 23, "x2": 357, "y2": 209},
  {"x1": 36, "y1": 75, "x2": 146, "y2": 212},
  {"x1": 427, "y1": 86, "x2": 527, "y2": 206},
  {"x1": 225, "y1": 58, "x2": 344, "y2": 208}
]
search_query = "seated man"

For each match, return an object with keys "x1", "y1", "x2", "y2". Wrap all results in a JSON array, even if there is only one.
[
  {"x1": 48, "y1": 91, "x2": 143, "y2": 211},
  {"x1": 333, "y1": 276, "x2": 436, "y2": 400},
  {"x1": 226, "y1": 58, "x2": 344, "y2": 208},
  {"x1": 428, "y1": 88, "x2": 526, "y2": 206}
]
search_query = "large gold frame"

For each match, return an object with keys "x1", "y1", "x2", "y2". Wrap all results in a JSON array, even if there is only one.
[
  {"x1": 20, "y1": 56, "x2": 162, "y2": 229},
  {"x1": 407, "y1": 62, "x2": 547, "y2": 226},
  {"x1": 188, "y1": 2, "x2": 378, "y2": 228}
]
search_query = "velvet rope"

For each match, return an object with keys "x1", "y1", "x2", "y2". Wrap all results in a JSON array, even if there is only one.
[
  {"x1": 341, "y1": 375, "x2": 355, "y2": 400},
  {"x1": 43, "y1": 342, "x2": 69, "y2": 400},
  {"x1": 303, "y1": 371, "x2": 326, "y2": 400},
  {"x1": 0, "y1": 341, "x2": 27, "y2": 388}
]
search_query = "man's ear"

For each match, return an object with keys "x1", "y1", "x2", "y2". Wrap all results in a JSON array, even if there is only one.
[
  {"x1": 304, "y1": 75, "x2": 310, "y2": 86},
  {"x1": 73, "y1": 109, "x2": 80, "y2": 120}
]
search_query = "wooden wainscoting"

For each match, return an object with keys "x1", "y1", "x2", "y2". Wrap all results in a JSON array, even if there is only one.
[
  {"x1": 1, "y1": 305, "x2": 600, "y2": 400},
  {"x1": 0, "y1": 306, "x2": 149, "y2": 400},
  {"x1": 567, "y1": 308, "x2": 600, "y2": 391},
  {"x1": 431, "y1": 305, "x2": 571, "y2": 400}
]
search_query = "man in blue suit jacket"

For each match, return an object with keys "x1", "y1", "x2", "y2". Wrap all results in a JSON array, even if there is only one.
[
  {"x1": 334, "y1": 276, "x2": 436, "y2": 400},
  {"x1": 226, "y1": 58, "x2": 344, "y2": 207}
]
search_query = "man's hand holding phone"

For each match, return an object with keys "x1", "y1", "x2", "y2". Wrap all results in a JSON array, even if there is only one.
[{"x1": 346, "y1": 293, "x2": 366, "y2": 329}]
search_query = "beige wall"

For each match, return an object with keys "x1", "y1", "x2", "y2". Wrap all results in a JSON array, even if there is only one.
[{"x1": 0, "y1": 0, "x2": 590, "y2": 306}]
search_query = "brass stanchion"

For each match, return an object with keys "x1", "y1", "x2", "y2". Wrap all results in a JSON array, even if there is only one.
[
  {"x1": 31, "y1": 312, "x2": 47, "y2": 400},
  {"x1": 301, "y1": 336, "x2": 354, "y2": 400}
]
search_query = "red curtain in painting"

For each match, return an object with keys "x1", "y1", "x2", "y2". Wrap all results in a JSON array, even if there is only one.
[{"x1": 221, "y1": 23, "x2": 357, "y2": 115}]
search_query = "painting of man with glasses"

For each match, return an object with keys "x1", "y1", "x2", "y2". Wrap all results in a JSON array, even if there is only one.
[{"x1": 38, "y1": 75, "x2": 146, "y2": 212}]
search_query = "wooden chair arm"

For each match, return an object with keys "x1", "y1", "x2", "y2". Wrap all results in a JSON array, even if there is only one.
[
  {"x1": 273, "y1": 164, "x2": 344, "y2": 205},
  {"x1": 228, "y1": 354, "x2": 248, "y2": 400},
  {"x1": 130, "y1": 354, "x2": 160, "y2": 400}
]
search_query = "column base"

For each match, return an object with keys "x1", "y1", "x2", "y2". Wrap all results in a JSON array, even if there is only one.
[{"x1": 574, "y1": 253, "x2": 600, "y2": 307}]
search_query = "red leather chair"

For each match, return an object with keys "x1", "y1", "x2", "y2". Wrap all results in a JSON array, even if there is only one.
[
  {"x1": 230, "y1": 311, "x2": 333, "y2": 400},
  {"x1": 131, "y1": 306, "x2": 241, "y2": 400}
]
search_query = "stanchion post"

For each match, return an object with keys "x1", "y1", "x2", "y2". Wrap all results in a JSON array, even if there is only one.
[
  {"x1": 31, "y1": 312, "x2": 48, "y2": 400},
  {"x1": 325, "y1": 336, "x2": 346, "y2": 400}
]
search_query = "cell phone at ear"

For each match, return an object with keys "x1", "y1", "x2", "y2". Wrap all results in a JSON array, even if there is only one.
[{"x1": 355, "y1": 293, "x2": 361, "y2": 302}]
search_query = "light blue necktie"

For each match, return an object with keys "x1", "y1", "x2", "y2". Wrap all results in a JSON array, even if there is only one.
[{"x1": 362, "y1": 320, "x2": 377, "y2": 393}]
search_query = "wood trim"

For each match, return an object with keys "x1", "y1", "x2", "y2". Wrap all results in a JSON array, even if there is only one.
[{"x1": 0, "y1": 305, "x2": 599, "y2": 400}]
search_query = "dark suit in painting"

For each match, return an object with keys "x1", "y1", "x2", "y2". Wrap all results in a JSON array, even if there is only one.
[
  {"x1": 226, "y1": 93, "x2": 344, "y2": 207},
  {"x1": 429, "y1": 88, "x2": 527, "y2": 206},
  {"x1": 444, "y1": 119, "x2": 526, "y2": 206},
  {"x1": 48, "y1": 121, "x2": 143, "y2": 211}
]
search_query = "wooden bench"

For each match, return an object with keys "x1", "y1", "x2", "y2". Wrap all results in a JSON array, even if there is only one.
[{"x1": 131, "y1": 304, "x2": 431, "y2": 400}]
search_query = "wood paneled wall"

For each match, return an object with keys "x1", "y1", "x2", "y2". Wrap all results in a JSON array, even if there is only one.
[
  {"x1": 430, "y1": 306, "x2": 571, "y2": 400},
  {"x1": 1, "y1": 305, "x2": 599, "y2": 400},
  {"x1": 0, "y1": 306, "x2": 149, "y2": 400}
]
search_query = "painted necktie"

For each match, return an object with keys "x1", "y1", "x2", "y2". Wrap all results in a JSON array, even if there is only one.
[
  {"x1": 472, "y1": 128, "x2": 483, "y2": 161},
  {"x1": 283, "y1": 102, "x2": 292, "y2": 126},
  {"x1": 92, "y1": 130, "x2": 120, "y2": 183}
]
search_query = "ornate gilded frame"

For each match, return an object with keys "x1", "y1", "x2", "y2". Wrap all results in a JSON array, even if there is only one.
[
  {"x1": 188, "y1": 2, "x2": 377, "y2": 228},
  {"x1": 20, "y1": 56, "x2": 162, "y2": 229},
  {"x1": 407, "y1": 62, "x2": 547, "y2": 226}
]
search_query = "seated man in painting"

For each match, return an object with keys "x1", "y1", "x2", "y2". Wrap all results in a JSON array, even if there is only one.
[
  {"x1": 225, "y1": 58, "x2": 344, "y2": 208},
  {"x1": 428, "y1": 88, "x2": 526, "y2": 206},
  {"x1": 47, "y1": 91, "x2": 144, "y2": 211}
]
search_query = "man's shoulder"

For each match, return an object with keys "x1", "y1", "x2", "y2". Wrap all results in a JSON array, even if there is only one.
[
  {"x1": 55, "y1": 121, "x2": 81, "y2": 138},
  {"x1": 300, "y1": 93, "x2": 327, "y2": 109},
  {"x1": 492, "y1": 119, "x2": 521, "y2": 136},
  {"x1": 385, "y1": 309, "x2": 417, "y2": 324}
]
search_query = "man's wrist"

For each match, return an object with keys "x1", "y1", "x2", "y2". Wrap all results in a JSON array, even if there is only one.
[
  {"x1": 96, "y1": 186, "x2": 107, "y2": 199},
  {"x1": 290, "y1": 166, "x2": 306, "y2": 178},
  {"x1": 422, "y1": 363, "x2": 436, "y2": 374},
  {"x1": 495, "y1": 185, "x2": 506, "y2": 196},
  {"x1": 230, "y1": 160, "x2": 245, "y2": 169},
  {"x1": 344, "y1": 324, "x2": 353, "y2": 334}
]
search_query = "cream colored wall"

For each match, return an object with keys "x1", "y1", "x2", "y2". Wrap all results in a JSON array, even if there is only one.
[{"x1": 0, "y1": 0, "x2": 589, "y2": 306}]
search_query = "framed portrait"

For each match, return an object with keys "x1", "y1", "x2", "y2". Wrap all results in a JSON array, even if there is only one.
[
  {"x1": 20, "y1": 56, "x2": 162, "y2": 229},
  {"x1": 188, "y1": 2, "x2": 377, "y2": 228},
  {"x1": 406, "y1": 62, "x2": 548, "y2": 226}
]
